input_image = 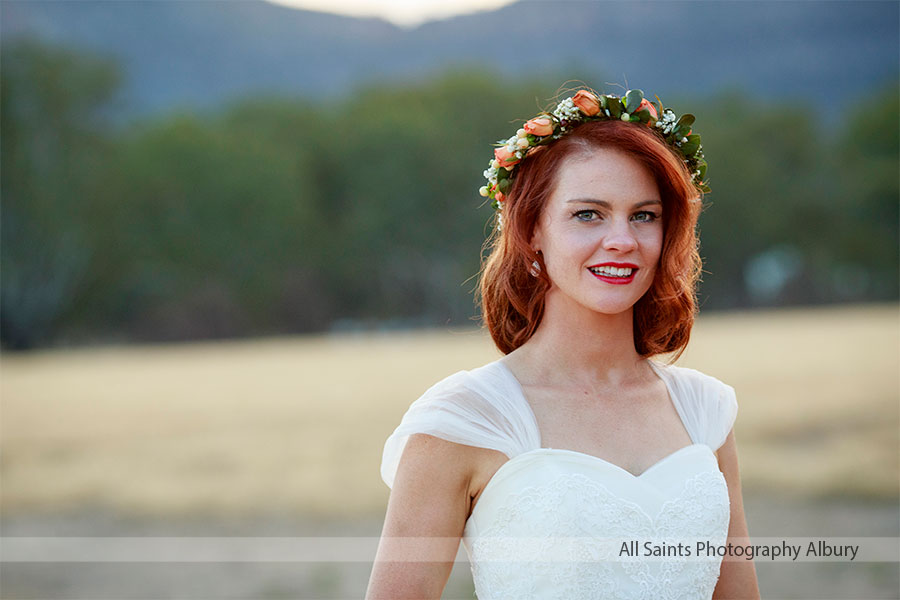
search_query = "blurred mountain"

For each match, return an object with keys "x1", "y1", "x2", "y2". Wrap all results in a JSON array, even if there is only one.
[{"x1": 1, "y1": 0, "x2": 897, "y2": 117}]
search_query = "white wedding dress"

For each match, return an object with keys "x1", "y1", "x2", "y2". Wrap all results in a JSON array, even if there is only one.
[{"x1": 381, "y1": 358, "x2": 738, "y2": 600}]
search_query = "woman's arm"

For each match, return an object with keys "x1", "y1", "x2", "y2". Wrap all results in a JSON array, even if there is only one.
[
  {"x1": 366, "y1": 433, "x2": 480, "y2": 599},
  {"x1": 713, "y1": 430, "x2": 761, "y2": 599}
]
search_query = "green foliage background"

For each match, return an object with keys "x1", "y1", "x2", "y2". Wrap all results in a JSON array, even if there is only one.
[{"x1": 2, "y1": 39, "x2": 898, "y2": 349}]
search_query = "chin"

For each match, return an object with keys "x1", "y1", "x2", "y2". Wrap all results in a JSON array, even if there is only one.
[
  {"x1": 579, "y1": 298, "x2": 639, "y2": 316},
  {"x1": 593, "y1": 304, "x2": 637, "y2": 316}
]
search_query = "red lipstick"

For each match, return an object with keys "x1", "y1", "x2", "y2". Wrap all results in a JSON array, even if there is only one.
[
  {"x1": 587, "y1": 262, "x2": 638, "y2": 285},
  {"x1": 587, "y1": 262, "x2": 639, "y2": 268}
]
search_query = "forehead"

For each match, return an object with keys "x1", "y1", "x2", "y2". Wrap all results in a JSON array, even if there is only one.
[{"x1": 548, "y1": 147, "x2": 660, "y2": 206}]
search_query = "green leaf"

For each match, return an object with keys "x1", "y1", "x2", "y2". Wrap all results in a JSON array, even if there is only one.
[
  {"x1": 599, "y1": 95, "x2": 608, "y2": 110},
  {"x1": 636, "y1": 108, "x2": 651, "y2": 123},
  {"x1": 680, "y1": 139, "x2": 701, "y2": 156},
  {"x1": 498, "y1": 178, "x2": 511, "y2": 193},
  {"x1": 625, "y1": 89, "x2": 643, "y2": 114},
  {"x1": 674, "y1": 113, "x2": 695, "y2": 138},
  {"x1": 606, "y1": 97, "x2": 622, "y2": 118},
  {"x1": 697, "y1": 161, "x2": 708, "y2": 180},
  {"x1": 497, "y1": 168, "x2": 510, "y2": 181},
  {"x1": 676, "y1": 113, "x2": 695, "y2": 129}
]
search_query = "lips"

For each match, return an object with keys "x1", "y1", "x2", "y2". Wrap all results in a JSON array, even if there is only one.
[
  {"x1": 587, "y1": 262, "x2": 638, "y2": 269},
  {"x1": 587, "y1": 263, "x2": 638, "y2": 284}
]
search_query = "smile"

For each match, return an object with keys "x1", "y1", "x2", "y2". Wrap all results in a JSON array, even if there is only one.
[{"x1": 588, "y1": 266, "x2": 637, "y2": 284}]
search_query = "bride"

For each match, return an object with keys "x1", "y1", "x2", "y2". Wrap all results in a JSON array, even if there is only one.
[{"x1": 366, "y1": 87, "x2": 761, "y2": 599}]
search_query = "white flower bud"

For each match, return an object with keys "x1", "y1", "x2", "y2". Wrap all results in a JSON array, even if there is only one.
[
  {"x1": 516, "y1": 137, "x2": 529, "y2": 149},
  {"x1": 479, "y1": 186, "x2": 489, "y2": 197},
  {"x1": 516, "y1": 128, "x2": 527, "y2": 138},
  {"x1": 620, "y1": 113, "x2": 630, "y2": 121},
  {"x1": 492, "y1": 159, "x2": 500, "y2": 169}
]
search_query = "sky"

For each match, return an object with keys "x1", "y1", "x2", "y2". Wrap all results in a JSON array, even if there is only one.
[{"x1": 264, "y1": 0, "x2": 517, "y2": 27}]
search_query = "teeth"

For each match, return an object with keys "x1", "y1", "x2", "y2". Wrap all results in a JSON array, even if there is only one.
[{"x1": 589, "y1": 266, "x2": 634, "y2": 277}]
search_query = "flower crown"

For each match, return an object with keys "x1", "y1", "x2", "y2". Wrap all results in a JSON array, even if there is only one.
[{"x1": 478, "y1": 88, "x2": 708, "y2": 229}]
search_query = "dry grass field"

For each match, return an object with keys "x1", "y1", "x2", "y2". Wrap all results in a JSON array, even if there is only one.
[
  {"x1": 1, "y1": 303, "x2": 897, "y2": 518},
  {"x1": 2, "y1": 303, "x2": 898, "y2": 599}
]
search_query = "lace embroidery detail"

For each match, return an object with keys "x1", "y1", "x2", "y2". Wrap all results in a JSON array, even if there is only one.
[{"x1": 466, "y1": 468, "x2": 730, "y2": 600}]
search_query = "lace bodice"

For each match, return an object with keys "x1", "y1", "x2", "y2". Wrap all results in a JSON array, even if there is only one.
[{"x1": 381, "y1": 359, "x2": 738, "y2": 599}]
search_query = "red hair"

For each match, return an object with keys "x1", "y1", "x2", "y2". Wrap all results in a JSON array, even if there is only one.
[{"x1": 478, "y1": 119, "x2": 704, "y2": 360}]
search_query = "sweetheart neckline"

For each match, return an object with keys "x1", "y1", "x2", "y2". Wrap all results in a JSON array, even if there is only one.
[
  {"x1": 465, "y1": 359, "x2": 704, "y2": 522},
  {"x1": 466, "y1": 442, "x2": 713, "y2": 526},
  {"x1": 533, "y1": 443, "x2": 707, "y2": 479}
]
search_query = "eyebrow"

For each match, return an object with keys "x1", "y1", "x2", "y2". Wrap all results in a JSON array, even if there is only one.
[{"x1": 566, "y1": 198, "x2": 662, "y2": 209}]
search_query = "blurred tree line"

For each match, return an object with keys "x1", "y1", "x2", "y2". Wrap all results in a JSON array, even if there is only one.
[{"x1": 2, "y1": 39, "x2": 898, "y2": 349}]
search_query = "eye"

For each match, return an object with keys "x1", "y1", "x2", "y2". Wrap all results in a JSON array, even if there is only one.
[
  {"x1": 632, "y1": 210, "x2": 661, "y2": 223},
  {"x1": 573, "y1": 209, "x2": 600, "y2": 222}
]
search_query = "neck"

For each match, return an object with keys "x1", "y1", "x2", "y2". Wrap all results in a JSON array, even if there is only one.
[{"x1": 513, "y1": 287, "x2": 648, "y2": 388}]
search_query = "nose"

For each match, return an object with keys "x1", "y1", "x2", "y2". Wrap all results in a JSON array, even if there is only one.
[{"x1": 601, "y1": 216, "x2": 638, "y2": 253}]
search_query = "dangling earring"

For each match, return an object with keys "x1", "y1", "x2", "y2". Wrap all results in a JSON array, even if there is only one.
[{"x1": 529, "y1": 252, "x2": 542, "y2": 277}]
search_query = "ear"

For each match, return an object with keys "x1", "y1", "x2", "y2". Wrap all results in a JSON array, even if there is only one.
[{"x1": 530, "y1": 228, "x2": 542, "y2": 255}]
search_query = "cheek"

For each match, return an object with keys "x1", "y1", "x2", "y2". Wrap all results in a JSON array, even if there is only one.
[
  {"x1": 546, "y1": 234, "x2": 594, "y2": 270},
  {"x1": 643, "y1": 226, "x2": 664, "y2": 260}
]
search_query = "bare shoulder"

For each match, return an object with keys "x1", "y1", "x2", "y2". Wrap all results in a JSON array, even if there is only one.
[
  {"x1": 715, "y1": 429, "x2": 740, "y2": 481},
  {"x1": 397, "y1": 433, "x2": 508, "y2": 521},
  {"x1": 366, "y1": 434, "x2": 507, "y2": 598}
]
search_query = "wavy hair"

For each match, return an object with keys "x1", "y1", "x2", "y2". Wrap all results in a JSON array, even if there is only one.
[{"x1": 478, "y1": 119, "x2": 704, "y2": 361}]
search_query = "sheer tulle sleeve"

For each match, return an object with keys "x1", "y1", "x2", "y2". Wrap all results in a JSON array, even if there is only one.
[
  {"x1": 380, "y1": 365, "x2": 539, "y2": 489},
  {"x1": 662, "y1": 363, "x2": 739, "y2": 452},
  {"x1": 708, "y1": 379, "x2": 738, "y2": 451}
]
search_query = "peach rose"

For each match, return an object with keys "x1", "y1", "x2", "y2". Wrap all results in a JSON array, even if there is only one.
[
  {"x1": 572, "y1": 90, "x2": 600, "y2": 116},
  {"x1": 523, "y1": 116, "x2": 554, "y2": 137},
  {"x1": 494, "y1": 146, "x2": 520, "y2": 168},
  {"x1": 495, "y1": 190, "x2": 506, "y2": 203},
  {"x1": 637, "y1": 98, "x2": 658, "y2": 121}
]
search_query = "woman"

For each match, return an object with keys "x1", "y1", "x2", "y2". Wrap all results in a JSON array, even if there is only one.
[{"x1": 366, "y1": 87, "x2": 760, "y2": 599}]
